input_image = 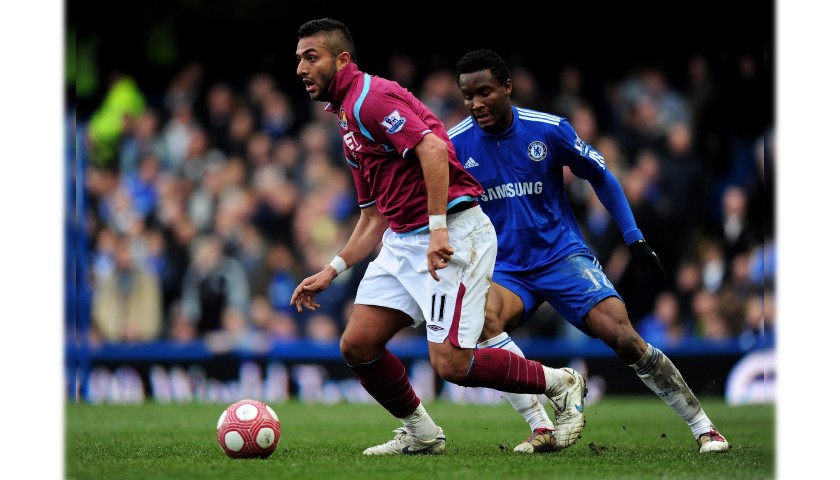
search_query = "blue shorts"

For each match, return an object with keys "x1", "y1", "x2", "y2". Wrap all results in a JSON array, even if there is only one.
[{"x1": 493, "y1": 253, "x2": 623, "y2": 337}]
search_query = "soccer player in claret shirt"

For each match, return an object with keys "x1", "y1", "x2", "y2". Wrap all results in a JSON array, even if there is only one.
[
  {"x1": 448, "y1": 49, "x2": 730, "y2": 454},
  {"x1": 290, "y1": 19, "x2": 587, "y2": 455}
]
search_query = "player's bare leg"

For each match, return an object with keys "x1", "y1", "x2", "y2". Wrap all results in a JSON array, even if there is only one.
[
  {"x1": 341, "y1": 304, "x2": 445, "y2": 455},
  {"x1": 586, "y1": 297, "x2": 730, "y2": 453}
]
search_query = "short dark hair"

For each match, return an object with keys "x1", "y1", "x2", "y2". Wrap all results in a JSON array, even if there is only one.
[
  {"x1": 455, "y1": 49, "x2": 510, "y2": 85},
  {"x1": 297, "y1": 18, "x2": 356, "y2": 63}
]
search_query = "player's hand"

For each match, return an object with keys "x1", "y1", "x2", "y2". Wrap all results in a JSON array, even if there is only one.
[
  {"x1": 628, "y1": 239, "x2": 667, "y2": 286},
  {"x1": 427, "y1": 229, "x2": 454, "y2": 282},
  {"x1": 289, "y1": 268, "x2": 336, "y2": 312}
]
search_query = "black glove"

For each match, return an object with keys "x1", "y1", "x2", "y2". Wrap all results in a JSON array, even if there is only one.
[{"x1": 628, "y1": 239, "x2": 667, "y2": 286}]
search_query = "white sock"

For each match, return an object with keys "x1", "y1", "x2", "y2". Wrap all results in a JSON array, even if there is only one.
[
  {"x1": 400, "y1": 403, "x2": 440, "y2": 439},
  {"x1": 630, "y1": 343, "x2": 716, "y2": 438},
  {"x1": 477, "y1": 332, "x2": 553, "y2": 432},
  {"x1": 542, "y1": 365, "x2": 577, "y2": 398}
]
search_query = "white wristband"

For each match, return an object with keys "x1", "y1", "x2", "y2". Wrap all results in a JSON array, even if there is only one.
[
  {"x1": 429, "y1": 214, "x2": 447, "y2": 231},
  {"x1": 327, "y1": 255, "x2": 347, "y2": 275}
]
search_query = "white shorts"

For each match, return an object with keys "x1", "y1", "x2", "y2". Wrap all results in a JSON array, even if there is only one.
[{"x1": 354, "y1": 206, "x2": 497, "y2": 348}]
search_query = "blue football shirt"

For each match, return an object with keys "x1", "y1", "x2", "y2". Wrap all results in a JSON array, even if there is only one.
[{"x1": 448, "y1": 107, "x2": 610, "y2": 273}]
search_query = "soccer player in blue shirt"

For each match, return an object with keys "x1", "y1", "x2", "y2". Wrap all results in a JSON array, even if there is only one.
[
  {"x1": 291, "y1": 21, "x2": 586, "y2": 456},
  {"x1": 448, "y1": 49, "x2": 730, "y2": 454}
]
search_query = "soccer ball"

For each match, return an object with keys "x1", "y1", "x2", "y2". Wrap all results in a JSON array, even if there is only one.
[{"x1": 216, "y1": 399, "x2": 282, "y2": 458}]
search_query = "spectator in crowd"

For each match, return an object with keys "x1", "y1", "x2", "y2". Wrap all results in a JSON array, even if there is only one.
[
  {"x1": 118, "y1": 108, "x2": 168, "y2": 175},
  {"x1": 166, "y1": 302, "x2": 195, "y2": 342},
  {"x1": 121, "y1": 152, "x2": 161, "y2": 220},
  {"x1": 246, "y1": 72, "x2": 277, "y2": 119},
  {"x1": 717, "y1": 251, "x2": 764, "y2": 337},
  {"x1": 164, "y1": 62, "x2": 203, "y2": 115},
  {"x1": 635, "y1": 291, "x2": 692, "y2": 347},
  {"x1": 418, "y1": 68, "x2": 463, "y2": 128},
  {"x1": 250, "y1": 165, "x2": 299, "y2": 246},
  {"x1": 738, "y1": 292, "x2": 772, "y2": 351},
  {"x1": 152, "y1": 178, "x2": 196, "y2": 315},
  {"x1": 249, "y1": 295, "x2": 274, "y2": 333},
  {"x1": 658, "y1": 121, "x2": 709, "y2": 259},
  {"x1": 245, "y1": 131, "x2": 274, "y2": 173},
  {"x1": 270, "y1": 135, "x2": 304, "y2": 181},
  {"x1": 714, "y1": 184, "x2": 758, "y2": 266},
  {"x1": 674, "y1": 260, "x2": 703, "y2": 317},
  {"x1": 180, "y1": 234, "x2": 250, "y2": 337},
  {"x1": 251, "y1": 294, "x2": 301, "y2": 341},
  {"x1": 305, "y1": 313, "x2": 341, "y2": 342},
  {"x1": 696, "y1": 237, "x2": 726, "y2": 293},
  {"x1": 692, "y1": 289, "x2": 730, "y2": 341},
  {"x1": 98, "y1": 183, "x2": 143, "y2": 236},
  {"x1": 261, "y1": 90, "x2": 296, "y2": 139},
  {"x1": 139, "y1": 227, "x2": 167, "y2": 280},
  {"x1": 182, "y1": 125, "x2": 227, "y2": 187},
  {"x1": 91, "y1": 233, "x2": 163, "y2": 343},
  {"x1": 568, "y1": 102, "x2": 599, "y2": 144},
  {"x1": 90, "y1": 226, "x2": 118, "y2": 283},
  {"x1": 233, "y1": 224, "x2": 271, "y2": 296},
  {"x1": 226, "y1": 106, "x2": 257, "y2": 158},
  {"x1": 205, "y1": 306, "x2": 267, "y2": 353},
  {"x1": 204, "y1": 82, "x2": 237, "y2": 154},
  {"x1": 162, "y1": 101, "x2": 198, "y2": 174}
]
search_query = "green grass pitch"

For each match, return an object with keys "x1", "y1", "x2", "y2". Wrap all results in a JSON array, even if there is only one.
[{"x1": 66, "y1": 396, "x2": 774, "y2": 480}]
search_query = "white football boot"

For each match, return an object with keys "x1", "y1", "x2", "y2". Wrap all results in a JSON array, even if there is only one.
[
  {"x1": 697, "y1": 429, "x2": 731, "y2": 453},
  {"x1": 545, "y1": 367, "x2": 587, "y2": 448},
  {"x1": 362, "y1": 426, "x2": 446, "y2": 455}
]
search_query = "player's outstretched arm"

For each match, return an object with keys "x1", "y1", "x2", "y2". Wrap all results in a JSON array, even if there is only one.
[
  {"x1": 589, "y1": 169, "x2": 666, "y2": 285},
  {"x1": 290, "y1": 207, "x2": 388, "y2": 312}
]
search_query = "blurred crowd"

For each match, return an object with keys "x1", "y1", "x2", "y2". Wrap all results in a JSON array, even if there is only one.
[{"x1": 70, "y1": 49, "x2": 773, "y2": 354}]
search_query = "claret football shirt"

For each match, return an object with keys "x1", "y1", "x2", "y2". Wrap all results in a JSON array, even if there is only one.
[{"x1": 326, "y1": 63, "x2": 482, "y2": 234}]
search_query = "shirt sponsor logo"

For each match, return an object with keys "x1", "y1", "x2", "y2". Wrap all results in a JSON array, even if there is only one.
[
  {"x1": 381, "y1": 109, "x2": 406, "y2": 134},
  {"x1": 528, "y1": 141, "x2": 548, "y2": 161},
  {"x1": 479, "y1": 181, "x2": 543, "y2": 202}
]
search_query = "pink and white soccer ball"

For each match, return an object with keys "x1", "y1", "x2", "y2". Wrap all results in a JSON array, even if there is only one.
[{"x1": 216, "y1": 399, "x2": 282, "y2": 458}]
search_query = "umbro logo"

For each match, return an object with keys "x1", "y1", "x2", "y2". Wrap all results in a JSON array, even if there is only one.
[{"x1": 464, "y1": 157, "x2": 479, "y2": 168}]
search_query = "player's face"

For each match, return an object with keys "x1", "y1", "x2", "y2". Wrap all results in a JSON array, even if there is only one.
[
  {"x1": 458, "y1": 70, "x2": 513, "y2": 134},
  {"x1": 296, "y1": 34, "x2": 339, "y2": 102}
]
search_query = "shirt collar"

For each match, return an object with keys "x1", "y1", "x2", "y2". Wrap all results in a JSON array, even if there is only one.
[{"x1": 325, "y1": 63, "x2": 363, "y2": 113}]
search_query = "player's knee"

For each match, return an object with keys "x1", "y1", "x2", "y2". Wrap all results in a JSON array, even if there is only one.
[
  {"x1": 339, "y1": 332, "x2": 378, "y2": 364},
  {"x1": 430, "y1": 356, "x2": 469, "y2": 384}
]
